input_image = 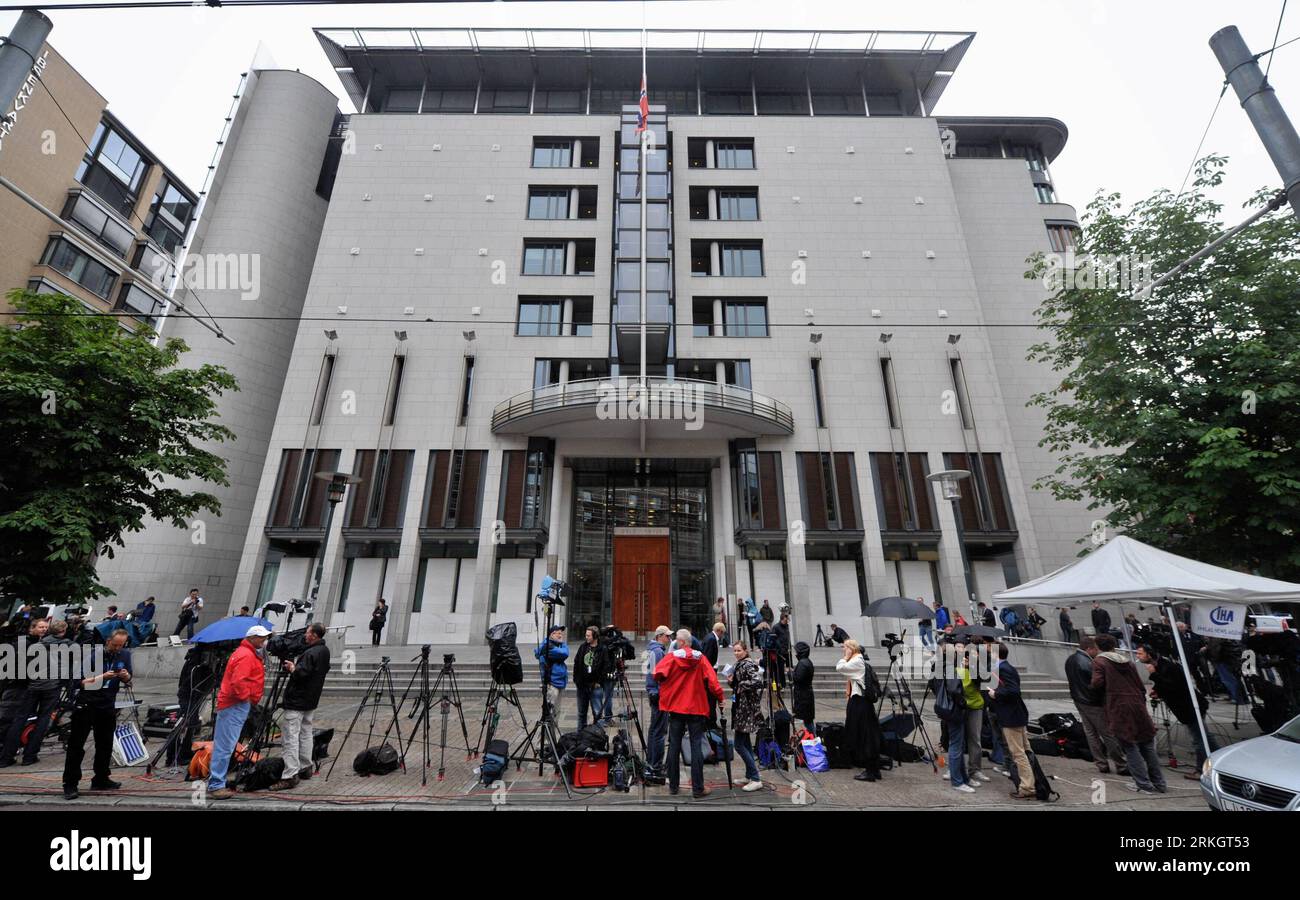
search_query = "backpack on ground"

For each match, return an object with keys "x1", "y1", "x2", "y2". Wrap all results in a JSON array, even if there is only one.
[
  {"x1": 816, "y1": 723, "x2": 852, "y2": 768},
  {"x1": 311, "y1": 727, "x2": 334, "y2": 762},
  {"x1": 353, "y1": 743, "x2": 401, "y2": 776},
  {"x1": 1009, "y1": 750, "x2": 1059, "y2": 802},
  {"x1": 771, "y1": 709, "x2": 793, "y2": 746},
  {"x1": 480, "y1": 739, "x2": 509, "y2": 785},
  {"x1": 239, "y1": 757, "x2": 286, "y2": 792},
  {"x1": 707, "y1": 729, "x2": 732, "y2": 763}
]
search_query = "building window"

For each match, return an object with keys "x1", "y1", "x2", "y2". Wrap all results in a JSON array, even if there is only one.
[
  {"x1": 309, "y1": 353, "x2": 335, "y2": 426},
  {"x1": 810, "y1": 358, "x2": 826, "y2": 427},
  {"x1": 347, "y1": 449, "x2": 414, "y2": 529},
  {"x1": 499, "y1": 443, "x2": 553, "y2": 530},
  {"x1": 871, "y1": 452, "x2": 935, "y2": 532},
  {"x1": 533, "y1": 359, "x2": 561, "y2": 389},
  {"x1": 1046, "y1": 223, "x2": 1078, "y2": 253},
  {"x1": 1034, "y1": 184, "x2": 1058, "y2": 204},
  {"x1": 719, "y1": 242, "x2": 764, "y2": 277},
  {"x1": 532, "y1": 140, "x2": 572, "y2": 168},
  {"x1": 522, "y1": 241, "x2": 566, "y2": 275},
  {"x1": 732, "y1": 444, "x2": 784, "y2": 531},
  {"x1": 383, "y1": 355, "x2": 405, "y2": 426},
  {"x1": 459, "y1": 357, "x2": 474, "y2": 424},
  {"x1": 797, "y1": 452, "x2": 860, "y2": 531},
  {"x1": 1009, "y1": 143, "x2": 1049, "y2": 173},
  {"x1": 527, "y1": 188, "x2": 570, "y2": 220},
  {"x1": 949, "y1": 358, "x2": 974, "y2": 430},
  {"x1": 943, "y1": 452, "x2": 1016, "y2": 533},
  {"x1": 62, "y1": 192, "x2": 135, "y2": 258},
  {"x1": 424, "y1": 449, "x2": 487, "y2": 529},
  {"x1": 723, "y1": 300, "x2": 768, "y2": 336},
  {"x1": 39, "y1": 237, "x2": 118, "y2": 300},
  {"x1": 115, "y1": 283, "x2": 164, "y2": 329},
  {"x1": 144, "y1": 177, "x2": 196, "y2": 256},
  {"x1": 383, "y1": 88, "x2": 422, "y2": 112},
  {"x1": 76, "y1": 120, "x2": 149, "y2": 218},
  {"x1": 880, "y1": 358, "x2": 899, "y2": 428},
  {"x1": 715, "y1": 140, "x2": 755, "y2": 169},
  {"x1": 517, "y1": 298, "x2": 562, "y2": 335},
  {"x1": 420, "y1": 89, "x2": 476, "y2": 112},
  {"x1": 268, "y1": 448, "x2": 341, "y2": 529},
  {"x1": 717, "y1": 189, "x2": 759, "y2": 221}
]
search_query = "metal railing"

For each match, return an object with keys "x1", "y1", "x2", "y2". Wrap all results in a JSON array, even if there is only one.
[{"x1": 491, "y1": 375, "x2": 794, "y2": 433}]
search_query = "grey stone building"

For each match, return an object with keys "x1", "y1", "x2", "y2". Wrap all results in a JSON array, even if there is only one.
[{"x1": 101, "y1": 28, "x2": 1094, "y2": 646}]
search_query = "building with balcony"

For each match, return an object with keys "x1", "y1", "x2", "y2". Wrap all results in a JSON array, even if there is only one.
[
  {"x1": 0, "y1": 44, "x2": 196, "y2": 332},
  {"x1": 100, "y1": 28, "x2": 1094, "y2": 646}
]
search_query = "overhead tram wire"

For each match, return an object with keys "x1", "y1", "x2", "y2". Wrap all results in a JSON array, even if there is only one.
[
  {"x1": 0, "y1": 0, "x2": 700, "y2": 10},
  {"x1": 1265, "y1": 0, "x2": 1289, "y2": 80}
]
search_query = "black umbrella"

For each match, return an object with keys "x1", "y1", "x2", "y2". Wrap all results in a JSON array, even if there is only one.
[{"x1": 864, "y1": 596, "x2": 933, "y2": 619}]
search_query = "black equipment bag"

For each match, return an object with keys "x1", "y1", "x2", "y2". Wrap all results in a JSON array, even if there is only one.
[
  {"x1": 311, "y1": 727, "x2": 335, "y2": 762},
  {"x1": 1036, "y1": 712, "x2": 1092, "y2": 760},
  {"x1": 1029, "y1": 735, "x2": 1060, "y2": 756},
  {"x1": 239, "y1": 757, "x2": 286, "y2": 792},
  {"x1": 1009, "y1": 750, "x2": 1059, "y2": 802},
  {"x1": 486, "y1": 622, "x2": 523, "y2": 685},
  {"x1": 558, "y1": 723, "x2": 608, "y2": 767},
  {"x1": 816, "y1": 723, "x2": 852, "y2": 768},
  {"x1": 353, "y1": 743, "x2": 401, "y2": 776},
  {"x1": 772, "y1": 709, "x2": 793, "y2": 746},
  {"x1": 879, "y1": 712, "x2": 915, "y2": 742},
  {"x1": 931, "y1": 678, "x2": 967, "y2": 724},
  {"x1": 481, "y1": 739, "x2": 509, "y2": 785}
]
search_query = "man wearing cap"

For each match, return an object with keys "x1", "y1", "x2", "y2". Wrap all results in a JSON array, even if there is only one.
[
  {"x1": 534, "y1": 624, "x2": 569, "y2": 725},
  {"x1": 207, "y1": 625, "x2": 270, "y2": 799},
  {"x1": 643, "y1": 625, "x2": 672, "y2": 780}
]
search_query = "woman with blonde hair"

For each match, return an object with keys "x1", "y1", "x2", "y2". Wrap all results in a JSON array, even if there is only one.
[{"x1": 835, "y1": 639, "x2": 883, "y2": 782}]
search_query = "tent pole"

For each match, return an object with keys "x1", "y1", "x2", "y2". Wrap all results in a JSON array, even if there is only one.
[{"x1": 1161, "y1": 599, "x2": 1213, "y2": 774}]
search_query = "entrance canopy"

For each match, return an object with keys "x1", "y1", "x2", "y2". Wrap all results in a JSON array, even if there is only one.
[{"x1": 992, "y1": 535, "x2": 1300, "y2": 606}]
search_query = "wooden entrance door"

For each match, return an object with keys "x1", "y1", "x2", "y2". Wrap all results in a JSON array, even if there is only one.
[{"x1": 612, "y1": 535, "x2": 671, "y2": 634}]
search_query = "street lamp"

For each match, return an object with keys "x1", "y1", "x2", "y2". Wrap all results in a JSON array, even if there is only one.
[
  {"x1": 307, "y1": 470, "x2": 363, "y2": 619},
  {"x1": 926, "y1": 468, "x2": 978, "y2": 619}
]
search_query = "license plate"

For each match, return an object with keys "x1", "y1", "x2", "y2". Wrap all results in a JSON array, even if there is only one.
[{"x1": 1217, "y1": 797, "x2": 1259, "y2": 812}]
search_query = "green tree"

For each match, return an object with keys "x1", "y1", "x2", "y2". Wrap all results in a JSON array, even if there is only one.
[
  {"x1": 0, "y1": 290, "x2": 237, "y2": 604},
  {"x1": 1027, "y1": 157, "x2": 1300, "y2": 578}
]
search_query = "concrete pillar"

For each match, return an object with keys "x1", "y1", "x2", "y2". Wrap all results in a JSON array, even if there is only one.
[
  {"x1": 705, "y1": 139, "x2": 715, "y2": 169},
  {"x1": 467, "y1": 451, "x2": 504, "y2": 644},
  {"x1": 569, "y1": 187, "x2": 578, "y2": 220},
  {"x1": 707, "y1": 188, "x2": 717, "y2": 221},
  {"x1": 562, "y1": 297, "x2": 573, "y2": 334},
  {"x1": 387, "y1": 452, "x2": 429, "y2": 645},
  {"x1": 712, "y1": 298, "x2": 723, "y2": 337},
  {"x1": 717, "y1": 452, "x2": 737, "y2": 627},
  {"x1": 557, "y1": 359, "x2": 570, "y2": 385},
  {"x1": 546, "y1": 455, "x2": 565, "y2": 577},
  {"x1": 709, "y1": 241, "x2": 720, "y2": 277},
  {"x1": 565, "y1": 240, "x2": 576, "y2": 275},
  {"x1": 571, "y1": 139, "x2": 582, "y2": 168},
  {"x1": 715, "y1": 361, "x2": 726, "y2": 385}
]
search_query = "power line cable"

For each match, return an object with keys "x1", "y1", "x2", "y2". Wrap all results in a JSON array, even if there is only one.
[
  {"x1": 1177, "y1": 83, "x2": 1229, "y2": 198},
  {"x1": 1265, "y1": 0, "x2": 1289, "y2": 80}
]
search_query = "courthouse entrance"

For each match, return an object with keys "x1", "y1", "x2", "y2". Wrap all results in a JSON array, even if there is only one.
[
  {"x1": 612, "y1": 530, "x2": 671, "y2": 632},
  {"x1": 567, "y1": 458, "x2": 714, "y2": 636}
]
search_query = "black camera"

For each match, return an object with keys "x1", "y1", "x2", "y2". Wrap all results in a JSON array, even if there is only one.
[
  {"x1": 443, "y1": 653, "x2": 455, "y2": 667},
  {"x1": 601, "y1": 626, "x2": 636, "y2": 663},
  {"x1": 267, "y1": 627, "x2": 307, "y2": 661},
  {"x1": 880, "y1": 633, "x2": 903, "y2": 650}
]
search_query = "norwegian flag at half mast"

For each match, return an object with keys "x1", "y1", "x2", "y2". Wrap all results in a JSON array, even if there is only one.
[{"x1": 637, "y1": 75, "x2": 649, "y2": 133}]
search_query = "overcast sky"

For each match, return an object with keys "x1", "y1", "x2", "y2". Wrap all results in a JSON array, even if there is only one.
[{"x1": 2, "y1": 1, "x2": 1293, "y2": 220}]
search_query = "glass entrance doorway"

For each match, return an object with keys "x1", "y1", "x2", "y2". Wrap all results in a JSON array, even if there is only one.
[{"x1": 567, "y1": 458, "x2": 714, "y2": 636}]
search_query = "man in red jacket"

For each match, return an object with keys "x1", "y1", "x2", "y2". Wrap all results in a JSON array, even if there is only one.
[
  {"x1": 654, "y1": 628, "x2": 724, "y2": 798},
  {"x1": 207, "y1": 625, "x2": 270, "y2": 799}
]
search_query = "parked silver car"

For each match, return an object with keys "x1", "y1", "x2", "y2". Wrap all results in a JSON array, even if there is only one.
[{"x1": 1200, "y1": 714, "x2": 1300, "y2": 811}]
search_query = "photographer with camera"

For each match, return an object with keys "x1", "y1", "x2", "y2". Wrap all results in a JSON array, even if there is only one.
[
  {"x1": 270, "y1": 623, "x2": 330, "y2": 791},
  {"x1": 1136, "y1": 644, "x2": 1216, "y2": 775}
]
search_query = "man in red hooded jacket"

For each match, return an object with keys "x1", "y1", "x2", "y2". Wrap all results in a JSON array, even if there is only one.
[
  {"x1": 207, "y1": 625, "x2": 269, "y2": 798},
  {"x1": 654, "y1": 628, "x2": 724, "y2": 798}
]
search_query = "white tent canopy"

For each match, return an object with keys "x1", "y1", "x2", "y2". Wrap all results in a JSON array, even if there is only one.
[{"x1": 993, "y1": 535, "x2": 1300, "y2": 606}]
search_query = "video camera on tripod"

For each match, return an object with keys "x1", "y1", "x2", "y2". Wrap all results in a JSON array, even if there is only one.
[
  {"x1": 537, "y1": 575, "x2": 570, "y2": 606},
  {"x1": 600, "y1": 625, "x2": 636, "y2": 665},
  {"x1": 880, "y1": 633, "x2": 905, "y2": 659}
]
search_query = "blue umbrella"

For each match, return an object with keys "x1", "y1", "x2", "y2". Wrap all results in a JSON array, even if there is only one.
[{"x1": 190, "y1": 616, "x2": 275, "y2": 644}]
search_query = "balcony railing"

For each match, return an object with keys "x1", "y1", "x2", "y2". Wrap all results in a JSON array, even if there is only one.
[{"x1": 491, "y1": 375, "x2": 794, "y2": 434}]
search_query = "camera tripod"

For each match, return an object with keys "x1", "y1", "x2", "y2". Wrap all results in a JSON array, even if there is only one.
[
  {"x1": 396, "y1": 646, "x2": 472, "y2": 785},
  {"x1": 510, "y1": 594, "x2": 572, "y2": 798},
  {"x1": 476, "y1": 677, "x2": 531, "y2": 758},
  {"x1": 326, "y1": 656, "x2": 407, "y2": 780},
  {"x1": 602, "y1": 656, "x2": 650, "y2": 782},
  {"x1": 876, "y1": 640, "x2": 939, "y2": 772}
]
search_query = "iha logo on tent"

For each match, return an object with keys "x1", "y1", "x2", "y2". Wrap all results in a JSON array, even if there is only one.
[
  {"x1": 49, "y1": 831, "x2": 151, "y2": 881},
  {"x1": 1210, "y1": 607, "x2": 1235, "y2": 627}
]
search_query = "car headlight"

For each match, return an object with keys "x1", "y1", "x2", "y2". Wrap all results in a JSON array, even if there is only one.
[{"x1": 1201, "y1": 757, "x2": 1214, "y2": 779}]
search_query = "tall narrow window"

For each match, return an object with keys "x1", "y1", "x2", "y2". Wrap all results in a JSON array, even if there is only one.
[
  {"x1": 310, "y1": 353, "x2": 335, "y2": 426},
  {"x1": 810, "y1": 358, "x2": 826, "y2": 428},
  {"x1": 880, "y1": 358, "x2": 899, "y2": 428},
  {"x1": 949, "y1": 358, "x2": 973, "y2": 429},
  {"x1": 459, "y1": 357, "x2": 475, "y2": 425},
  {"x1": 384, "y1": 355, "x2": 405, "y2": 426}
]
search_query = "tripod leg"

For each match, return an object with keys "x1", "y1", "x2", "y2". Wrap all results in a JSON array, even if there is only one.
[{"x1": 325, "y1": 666, "x2": 388, "y2": 780}]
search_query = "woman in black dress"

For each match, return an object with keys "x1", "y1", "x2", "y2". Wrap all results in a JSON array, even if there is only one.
[
  {"x1": 369, "y1": 598, "x2": 388, "y2": 646},
  {"x1": 835, "y1": 639, "x2": 883, "y2": 782}
]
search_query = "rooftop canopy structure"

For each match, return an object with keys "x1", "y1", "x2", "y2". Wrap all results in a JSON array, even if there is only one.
[{"x1": 315, "y1": 27, "x2": 975, "y2": 117}]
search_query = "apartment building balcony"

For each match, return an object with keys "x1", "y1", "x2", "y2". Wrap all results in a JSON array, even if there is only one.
[{"x1": 491, "y1": 375, "x2": 794, "y2": 439}]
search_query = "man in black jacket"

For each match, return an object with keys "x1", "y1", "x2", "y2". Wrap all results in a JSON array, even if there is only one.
[
  {"x1": 1063, "y1": 636, "x2": 1127, "y2": 774},
  {"x1": 1091, "y1": 602, "x2": 1112, "y2": 637},
  {"x1": 271, "y1": 623, "x2": 330, "y2": 790},
  {"x1": 572, "y1": 626, "x2": 609, "y2": 729},
  {"x1": 1137, "y1": 645, "x2": 1217, "y2": 775}
]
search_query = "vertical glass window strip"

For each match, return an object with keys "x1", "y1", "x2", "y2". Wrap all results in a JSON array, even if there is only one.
[
  {"x1": 949, "y1": 358, "x2": 973, "y2": 429},
  {"x1": 384, "y1": 355, "x2": 404, "y2": 426},
  {"x1": 810, "y1": 358, "x2": 826, "y2": 427},
  {"x1": 880, "y1": 358, "x2": 899, "y2": 428},
  {"x1": 311, "y1": 354, "x2": 335, "y2": 426},
  {"x1": 412, "y1": 557, "x2": 429, "y2": 612},
  {"x1": 459, "y1": 357, "x2": 474, "y2": 424}
]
